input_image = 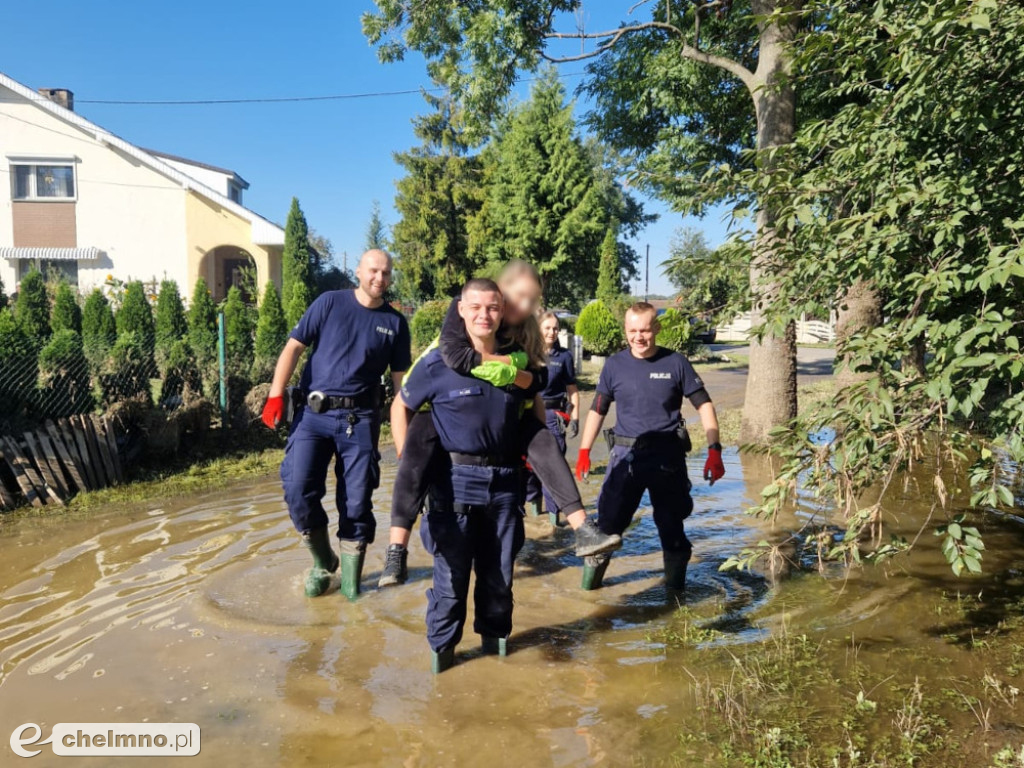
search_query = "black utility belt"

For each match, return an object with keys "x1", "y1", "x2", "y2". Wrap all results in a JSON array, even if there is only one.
[
  {"x1": 542, "y1": 397, "x2": 567, "y2": 410},
  {"x1": 449, "y1": 452, "x2": 519, "y2": 468},
  {"x1": 605, "y1": 427, "x2": 691, "y2": 454},
  {"x1": 303, "y1": 389, "x2": 381, "y2": 413}
]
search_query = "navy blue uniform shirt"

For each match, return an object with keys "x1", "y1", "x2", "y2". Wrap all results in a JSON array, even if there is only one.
[
  {"x1": 596, "y1": 347, "x2": 705, "y2": 438},
  {"x1": 290, "y1": 289, "x2": 411, "y2": 397},
  {"x1": 539, "y1": 342, "x2": 576, "y2": 401},
  {"x1": 401, "y1": 347, "x2": 527, "y2": 456}
]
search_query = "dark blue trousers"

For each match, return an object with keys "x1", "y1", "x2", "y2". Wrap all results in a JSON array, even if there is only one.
[
  {"x1": 524, "y1": 410, "x2": 566, "y2": 512},
  {"x1": 420, "y1": 465, "x2": 525, "y2": 652},
  {"x1": 280, "y1": 406, "x2": 380, "y2": 543},
  {"x1": 597, "y1": 444, "x2": 694, "y2": 555}
]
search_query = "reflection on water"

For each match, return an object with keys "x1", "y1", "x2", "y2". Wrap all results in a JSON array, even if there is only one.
[{"x1": 1, "y1": 448, "x2": 1023, "y2": 766}]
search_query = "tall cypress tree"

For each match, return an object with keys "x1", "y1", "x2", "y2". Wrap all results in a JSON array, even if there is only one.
[
  {"x1": 15, "y1": 269, "x2": 51, "y2": 341},
  {"x1": 82, "y1": 288, "x2": 116, "y2": 366},
  {"x1": 596, "y1": 226, "x2": 623, "y2": 305},
  {"x1": 154, "y1": 279, "x2": 188, "y2": 369},
  {"x1": 51, "y1": 282, "x2": 82, "y2": 334},
  {"x1": 116, "y1": 281, "x2": 156, "y2": 364},
  {"x1": 281, "y1": 197, "x2": 312, "y2": 327},
  {"x1": 188, "y1": 277, "x2": 218, "y2": 393},
  {"x1": 253, "y1": 281, "x2": 288, "y2": 381},
  {"x1": 222, "y1": 285, "x2": 254, "y2": 369}
]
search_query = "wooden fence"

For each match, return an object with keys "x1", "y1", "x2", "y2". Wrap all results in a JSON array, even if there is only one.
[{"x1": 0, "y1": 415, "x2": 124, "y2": 510}]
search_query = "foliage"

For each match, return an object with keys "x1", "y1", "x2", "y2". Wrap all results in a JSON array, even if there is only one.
[
  {"x1": 99, "y1": 332, "x2": 153, "y2": 406},
  {"x1": 662, "y1": 228, "x2": 749, "y2": 320},
  {"x1": 222, "y1": 285, "x2": 254, "y2": 374},
  {"x1": 0, "y1": 308, "x2": 38, "y2": 422},
  {"x1": 596, "y1": 226, "x2": 624, "y2": 305},
  {"x1": 656, "y1": 308, "x2": 698, "y2": 356},
  {"x1": 50, "y1": 282, "x2": 82, "y2": 334},
  {"x1": 252, "y1": 281, "x2": 289, "y2": 382},
  {"x1": 409, "y1": 299, "x2": 450, "y2": 354},
  {"x1": 116, "y1": 281, "x2": 155, "y2": 366},
  {"x1": 308, "y1": 229, "x2": 353, "y2": 296},
  {"x1": 82, "y1": 288, "x2": 117, "y2": 367},
  {"x1": 159, "y1": 339, "x2": 203, "y2": 405},
  {"x1": 282, "y1": 197, "x2": 312, "y2": 326},
  {"x1": 15, "y1": 269, "x2": 51, "y2": 340},
  {"x1": 576, "y1": 300, "x2": 623, "y2": 356},
  {"x1": 391, "y1": 93, "x2": 486, "y2": 302},
  {"x1": 187, "y1": 277, "x2": 218, "y2": 396},
  {"x1": 722, "y1": 0, "x2": 1024, "y2": 575},
  {"x1": 365, "y1": 199, "x2": 388, "y2": 251},
  {"x1": 154, "y1": 279, "x2": 188, "y2": 370},
  {"x1": 37, "y1": 329, "x2": 92, "y2": 416},
  {"x1": 0, "y1": 274, "x2": 7, "y2": 311}
]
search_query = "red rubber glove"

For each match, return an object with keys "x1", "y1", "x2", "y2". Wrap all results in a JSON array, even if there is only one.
[
  {"x1": 262, "y1": 395, "x2": 284, "y2": 429},
  {"x1": 575, "y1": 448, "x2": 591, "y2": 481},
  {"x1": 554, "y1": 410, "x2": 572, "y2": 425},
  {"x1": 704, "y1": 447, "x2": 725, "y2": 485}
]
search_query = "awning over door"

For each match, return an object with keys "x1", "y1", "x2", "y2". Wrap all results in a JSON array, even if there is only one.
[{"x1": 0, "y1": 246, "x2": 101, "y2": 261}]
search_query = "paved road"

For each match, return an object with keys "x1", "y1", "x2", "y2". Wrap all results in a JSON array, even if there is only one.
[{"x1": 697, "y1": 344, "x2": 836, "y2": 410}]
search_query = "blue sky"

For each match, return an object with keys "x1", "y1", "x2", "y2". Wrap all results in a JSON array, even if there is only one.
[{"x1": 1, "y1": 0, "x2": 735, "y2": 296}]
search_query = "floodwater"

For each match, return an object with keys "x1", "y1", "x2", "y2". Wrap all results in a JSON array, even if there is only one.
[{"x1": 2, "y1": 444, "x2": 1023, "y2": 766}]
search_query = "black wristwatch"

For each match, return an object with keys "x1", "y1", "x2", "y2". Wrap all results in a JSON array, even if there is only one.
[{"x1": 708, "y1": 442, "x2": 723, "y2": 452}]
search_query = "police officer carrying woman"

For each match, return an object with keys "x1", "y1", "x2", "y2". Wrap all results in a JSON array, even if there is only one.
[{"x1": 524, "y1": 311, "x2": 580, "y2": 522}]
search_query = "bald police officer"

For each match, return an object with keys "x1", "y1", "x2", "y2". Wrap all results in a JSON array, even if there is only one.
[
  {"x1": 262, "y1": 249, "x2": 411, "y2": 601},
  {"x1": 574, "y1": 302, "x2": 725, "y2": 591},
  {"x1": 391, "y1": 277, "x2": 529, "y2": 673}
]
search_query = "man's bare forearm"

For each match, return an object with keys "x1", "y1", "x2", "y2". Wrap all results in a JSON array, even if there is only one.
[
  {"x1": 391, "y1": 396, "x2": 413, "y2": 457},
  {"x1": 579, "y1": 410, "x2": 605, "y2": 452},
  {"x1": 268, "y1": 339, "x2": 306, "y2": 398},
  {"x1": 697, "y1": 401, "x2": 720, "y2": 446}
]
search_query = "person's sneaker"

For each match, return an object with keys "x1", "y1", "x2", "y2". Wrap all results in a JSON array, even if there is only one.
[
  {"x1": 574, "y1": 517, "x2": 622, "y2": 557},
  {"x1": 377, "y1": 544, "x2": 408, "y2": 588}
]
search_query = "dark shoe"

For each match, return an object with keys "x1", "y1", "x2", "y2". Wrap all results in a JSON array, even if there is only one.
[
  {"x1": 377, "y1": 544, "x2": 408, "y2": 588},
  {"x1": 481, "y1": 636, "x2": 508, "y2": 657},
  {"x1": 339, "y1": 540, "x2": 367, "y2": 601},
  {"x1": 431, "y1": 647, "x2": 455, "y2": 674},
  {"x1": 664, "y1": 550, "x2": 690, "y2": 591},
  {"x1": 301, "y1": 528, "x2": 339, "y2": 598},
  {"x1": 581, "y1": 552, "x2": 612, "y2": 591},
  {"x1": 574, "y1": 518, "x2": 622, "y2": 558}
]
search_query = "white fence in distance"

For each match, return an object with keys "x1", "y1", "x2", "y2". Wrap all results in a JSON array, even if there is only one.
[{"x1": 716, "y1": 313, "x2": 836, "y2": 344}]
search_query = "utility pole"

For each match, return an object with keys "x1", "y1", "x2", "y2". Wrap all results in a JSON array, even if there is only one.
[{"x1": 645, "y1": 244, "x2": 650, "y2": 302}]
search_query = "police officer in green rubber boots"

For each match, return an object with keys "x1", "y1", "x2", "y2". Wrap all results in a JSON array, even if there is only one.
[
  {"x1": 261, "y1": 249, "x2": 411, "y2": 600},
  {"x1": 574, "y1": 302, "x2": 725, "y2": 592}
]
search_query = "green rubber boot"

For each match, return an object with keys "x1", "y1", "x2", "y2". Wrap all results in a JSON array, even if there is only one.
[
  {"x1": 431, "y1": 647, "x2": 455, "y2": 674},
  {"x1": 664, "y1": 550, "x2": 690, "y2": 592},
  {"x1": 301, "y1": 528, "x2": 339, "y2": 598},
  {"x1": 481, "y1": 636, "x2": 508, "y2": 657},
  {"x1": 581, "y1": 552, "x2": 611, "y2": 591},
  {"x1": 339, "y1": 540, "x2": 366, "y2": 601},
  {"x1": 527, "y1": 500, "x2": 542, "y2": 517}
]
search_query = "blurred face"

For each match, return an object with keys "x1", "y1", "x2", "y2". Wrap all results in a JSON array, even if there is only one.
[
  {"x1": 459, "y1": 289, "x2": 504, "y2": 341},
  {"x1": 541, "y1": 316, "x2": 560, "y2": 347},
  {"x1": 625, "y1": 309, "x2": 659, "y2": 358},
  {"x1": 499, "y1": 274, "x2": 541, "y2": 326},
  {"x1": 356, "y1": 250, "x2": 392, "y2": 300}
]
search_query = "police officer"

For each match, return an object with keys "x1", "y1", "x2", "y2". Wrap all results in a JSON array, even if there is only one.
[
  {"x1": 261, "y1": 249, "x2": 411, "y2": 601},
  {"x1": 392, "y1": 277, "x2": 529, "y2": 673},
  {"x1": 524, "y1": 310, "x2": 580, "y2": 522},
  {"x1": 574, "y1": 302, "x2": 725, "y2": 591}
]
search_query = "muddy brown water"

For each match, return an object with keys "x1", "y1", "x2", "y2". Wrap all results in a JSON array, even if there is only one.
[{"x1": 2, "y1": 444, "x2": 1023, "y2": 766}]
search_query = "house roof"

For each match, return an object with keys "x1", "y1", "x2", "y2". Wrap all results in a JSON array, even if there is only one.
[
  {"x1": 0, "y1": 71, "x2": 281, "y2": 246},
  {"x1": 141, "y1": 148, "x2": 250, "y2": 189}
]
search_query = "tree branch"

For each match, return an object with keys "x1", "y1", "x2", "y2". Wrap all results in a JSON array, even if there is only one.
[{"x1": 541, "y1": 20, "x2": 754, "y2": 90}]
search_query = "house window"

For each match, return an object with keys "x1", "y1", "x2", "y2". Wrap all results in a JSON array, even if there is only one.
[
  {"x1": 228, "y1": 182, "x2": 242, "y2": 204},
  {"x1": 11, "y1": 163, "x2": 76, "y2": 200},
  {"x1": 18, "y1": 257, "x2": 79, "y2": 287}
]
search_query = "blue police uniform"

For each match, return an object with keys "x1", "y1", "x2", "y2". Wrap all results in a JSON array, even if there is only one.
[
  {"x1": 594, "y1": 347, "x2": 706, "y2": 557},
  {"x1": 525, "y1": 342, "x2": 577, "y2": 512},
  {"x1": 400, "y1": 347, "x2": 528, "y2": 653},
  {"x1": 281, "y1": 289, "x2": 411, "y2": 543}
]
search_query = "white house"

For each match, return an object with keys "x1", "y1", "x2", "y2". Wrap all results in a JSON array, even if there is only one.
[{"x1": 0, "y1": 72, "x2": 284, "y2": 301}]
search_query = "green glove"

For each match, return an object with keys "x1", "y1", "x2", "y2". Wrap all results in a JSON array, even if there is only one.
[
  {"x1": 471, "y1": 360, "x2": 518, "y2": 387},
  {"x1": 508, "y1": 351, "x2": 528, "y2": 370}
]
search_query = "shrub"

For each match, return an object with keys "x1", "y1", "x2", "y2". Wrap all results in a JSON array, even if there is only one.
[
  {"x1": 154, "y1": 279, "x2": 188, "y2": 370},
  {"x1": 116, "y1": 281, "x2": 156, "y2": 370},
  {"x1": 15, "y1": 269, "x2": 51, "y2": 340},
  {"x1": 410, "y1": 299, "x2": 450, "y2": 353},
  {"x1": 0, "y1": 308, "x2": 38, "y2": 422},
  {"x1": 82, "y1": 288, "x2": 117, "y2": 368},
  {"x1": 596, "y1": 227, "x2": 623, "y2": 305},
  {"x1": 223, "y1": 285, "x2": 254, "y2": 368},
  {"x1": 252, "y1": 281, "x2": 288, "y2": 382},
  {"x1": 158, "y1": 339, "x2": 203, "y2": 405},
  {"x1": 37, "y1": 329, "x2": 93, "y2": 417},
  {"x1": 576, "y1": 300, "x2": 623, "y2": 356},
  {"x1": 656, "y1": 308, "x2": 698, "y2": 356},
  {"x1": 188, "y1": 278, "x2": 218, "y2": 395},
  {"x1": 51, "y1": 283, "x2": 82, "y2": 334},
  {"x1": 99, "y1": 332, "x2": 154, "y2": 406},
  {"x1": 286, "y1": 280, "x2": 312, "y2": 332}
]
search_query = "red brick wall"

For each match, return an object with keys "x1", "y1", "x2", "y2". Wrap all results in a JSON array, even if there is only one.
[{"x1": 12, "y1": 201, "x2": 77, "y2": 247}]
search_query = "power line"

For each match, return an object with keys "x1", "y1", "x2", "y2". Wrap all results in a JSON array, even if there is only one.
[{"x1": 76, "y1": 72, "x2": 586, "y2": 106}]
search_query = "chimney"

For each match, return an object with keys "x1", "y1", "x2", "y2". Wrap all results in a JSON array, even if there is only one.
[{"x1": 38, "y1": 88, "x2": 74, "y2": 112}]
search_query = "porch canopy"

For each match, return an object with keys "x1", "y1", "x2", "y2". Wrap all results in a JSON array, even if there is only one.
[{"x1": 0, "y1": 246, "x2": 101, "y2": 260}]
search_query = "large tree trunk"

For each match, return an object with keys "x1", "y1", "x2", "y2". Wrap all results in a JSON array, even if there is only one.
[
  {"x1": 834, "y1": 279, "x2": 883, "y2": 391},
  {"x1": 739, "y1": 1, "x2": 801, "y2": 444}
]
